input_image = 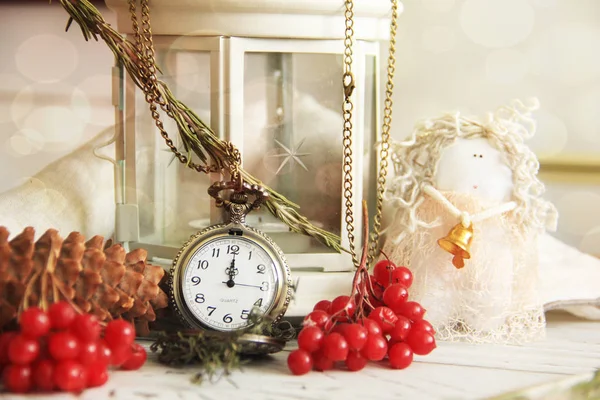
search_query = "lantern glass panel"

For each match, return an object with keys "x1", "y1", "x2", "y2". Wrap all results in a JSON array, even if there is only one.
[
  {"x1": 134, "y1": 47, "x2": 213, "y2": 247},
  {"x1": 242, "y1": 52, "x2": 344, "y2": 254}
]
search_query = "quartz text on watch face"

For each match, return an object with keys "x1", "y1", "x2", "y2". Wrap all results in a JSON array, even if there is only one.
[{"x1": 181, "y1": 237, "x2": 278, "y2": 331}]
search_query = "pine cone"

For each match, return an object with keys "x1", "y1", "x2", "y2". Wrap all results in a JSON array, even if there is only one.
[
  {"x1": 122, "y1": 248, "x2": 169, "y2": 335},
  {"x1": 0, "y1": 227, "x2": 35, "y2": 328},
  {"x1": 0, "y1": 227, "x2": 169, "y2": 333}
]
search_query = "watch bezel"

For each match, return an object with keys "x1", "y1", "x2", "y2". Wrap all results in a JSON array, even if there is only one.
[{"x1": 169, "y1": 222, "x2": 292, "y2": 332}]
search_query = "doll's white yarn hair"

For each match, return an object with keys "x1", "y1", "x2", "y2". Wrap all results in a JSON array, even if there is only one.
[{"x1": 385, "y1": 98, "x2": 558, "y2": 237}]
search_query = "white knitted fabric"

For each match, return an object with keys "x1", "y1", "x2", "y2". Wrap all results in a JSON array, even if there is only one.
[{"x1": 0, "y1": 130, "x2": 115, "y2": 241}]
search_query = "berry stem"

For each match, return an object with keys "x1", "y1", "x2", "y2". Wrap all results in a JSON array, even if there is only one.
[
  {"x1": 322, "y1": 201, "x2": 386, "y2": 327},
  {"x1": 345, "y1": 201, "x2": 371, "y2": 322}
]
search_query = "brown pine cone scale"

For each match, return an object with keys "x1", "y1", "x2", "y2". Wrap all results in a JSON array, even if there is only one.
[{"x1": 0, "y1": 227, "x2": 169, "y2": 335}]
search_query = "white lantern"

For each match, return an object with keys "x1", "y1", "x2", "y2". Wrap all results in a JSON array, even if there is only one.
[{"x1": 107, "y1": 0, "x2": 397, "y2": 316}]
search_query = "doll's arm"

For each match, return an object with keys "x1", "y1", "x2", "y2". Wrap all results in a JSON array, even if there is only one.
[{"x1": 423, "y1": 184, "x2": 517, "y2": 226}]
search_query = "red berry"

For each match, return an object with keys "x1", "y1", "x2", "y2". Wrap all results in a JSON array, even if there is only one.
[
  {"x1": 368, "y1": 284, "x2": 385, "y2": 309},
  {"x1": 38, "y1": 338, "x2": 50, "y2": 360},
  {"x1": 345, "y1": 351, "x2": 368, "y2": 371},
  {"x1": 390, "y1": 266, "x2": 413, "y2": 288},
  {"x1": 322, "y1": 333, "x2": 349, "y2": 362},
  {"x1": 0, "y1": 332, "x2": 17, "y2": 365},
  {"x1": 387, "y1": 337, "x2": 400, "y2": 349},
  {"x1": 48, "y1": 302, "x2": 77, "y2": 330},
  {"x1": 78, "y1": 342, "x2": 98, "y2": 366},
  {"x1": 19, "y1": 307, "x2": 50, "y2": 339},
  {"x1": 412, "y1": 320, "x2": 435, "y2": 335},
  {"x1": 368, "y1": 306, "x2": 398, "y2": 334},
  {"x1": 97, "y1": 340, "x2": 112, "y2": 367},
  {"x1": 406, "y1": 329, "x2": 436, "y2": 355},
  {"x1": 2, "y1": 364, "x2": 32, "y2": 393},
  {"x1": 104, "y1": 319, "x2": 136, "y2": 349},
  {"x1": 313, "y1": 300, "x2": 332, "y2": 313},
  {"x1": 360, "y1": 319, "x2": 382, "y2": 337},
  {"x1": 389, "y1": 315, "x2": 411, "y2": 341},
  {"x1": 331, "y1": 322, "x2": 350, "y2": 336},
  {"x1": 303, "y1": 310, "x2": 330, "y2": 329},
  {"x1": 109, "y1": 345, "x2": 131, "y2": 367},
  {"x1": 382, "y1": 284, "x2": 409, "y2": 309},
  {"x1": 49, "y1": 332, "x2": 80, "y2": 361},
  {"x1": 120, "y1": 343, "x2": 147, "y2": 371},
  {"x1": 393, "y1": 301, "x2": 426, "y2": 321},
  {"x1": 368, "y1": 274, "x2": 383, "y2": 290},
  {"x1": 312, "y1": 350, "x2": 334, "y2": 371},
  {"x1": 388, "y1": 343, "x2": 413, "y2": 369},
  {"x1": 86, "y1": 361, "x2": 108, "y2": 387},
  {"x1": 53, "y1": 360, "x2": 86, "y2": 392},
  {"x1": 361, "y1": 334, "x2": 388, "y2": 361},
  {"x1": 373, "y1": 260, "x2": 396, "y2": 286},
  {"x1": 329, "y1": 295, "x2": 356, "y2": 320},
  {"x1": 342, "y1": 324, "x2": 368, "y2": 351},
  {"x1": 287, "y1": 349, "x2": 312, "y2": 375},
  {"x1": 32, "y1": 359, "x2": 55, "y2": 391},
  {"x1": 8, "y1": 335, "x2": 40, "y2": 365},
  {"x1": 70, "y1": 314, "x2": 101, "y2": 343},
  {"x1": 297, "y1": 326, "x2": 324, "y2": 353}
]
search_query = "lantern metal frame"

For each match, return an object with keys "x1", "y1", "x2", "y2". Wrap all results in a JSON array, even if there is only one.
[{"x1": 114, "y1": 36, "x2": 381, "y2": 272}]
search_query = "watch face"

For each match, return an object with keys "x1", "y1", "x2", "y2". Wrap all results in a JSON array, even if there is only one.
[{"x1": 179, "y1": 235, "x2": 280, "y2": 331}]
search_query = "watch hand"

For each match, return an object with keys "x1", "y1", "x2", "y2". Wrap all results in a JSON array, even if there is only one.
[
  {"x1": 221, "y1": 281, "x2": 261, "y2": 289},
  {"x1": 226, "y1": 256, "x2": 238, "y2": 282},
  {"x1": 225, "y1": 279, "x2": 235, "y2": 288},
  {"x1": 224, "y1": 255, "x2": 239, "y2": 288}
]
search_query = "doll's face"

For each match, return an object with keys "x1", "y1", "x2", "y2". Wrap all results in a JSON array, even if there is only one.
[{"x1": 434, "y1": 137, "x2": 513, "y2": 202}]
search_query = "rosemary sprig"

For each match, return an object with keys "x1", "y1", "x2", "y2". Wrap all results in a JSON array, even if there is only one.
[
  {"x1": 55, "y1": 0, "x2": 343, "y2": 252},
  {"x1": 149, "y1": 311, "x2": 295, "y2": 384},
  {"x1": 150, "y1": 330, "x2": 244, "y2": 383}
]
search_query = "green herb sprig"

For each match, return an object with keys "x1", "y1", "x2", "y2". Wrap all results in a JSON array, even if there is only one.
[
  {"x1": 150, "y1": 330, "x2": 244, "y2": 383},
  {"x1": 149, "y1": 310, "x2": 296, "y2": 384}
]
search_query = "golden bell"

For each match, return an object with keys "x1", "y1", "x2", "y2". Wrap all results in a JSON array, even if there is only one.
[{"x1": 438, "y1": 222, "x2": 474, "y2": 269}]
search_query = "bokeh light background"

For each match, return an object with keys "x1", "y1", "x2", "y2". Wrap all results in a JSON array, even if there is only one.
[{"x1": 0, "y1": 0, "x2": 599, "y2": 254}]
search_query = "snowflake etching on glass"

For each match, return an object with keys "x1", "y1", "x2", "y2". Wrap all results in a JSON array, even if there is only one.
[{"x1": 268, "y1": 138, "x2": 311, "y2": 175}]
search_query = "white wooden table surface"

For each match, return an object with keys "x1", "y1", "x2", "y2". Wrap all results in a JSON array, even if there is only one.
[{"x1": 1, "y1": 311, "x2": 598, "y2": 400}]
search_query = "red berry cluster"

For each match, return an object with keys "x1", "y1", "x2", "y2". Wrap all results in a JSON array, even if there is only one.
[
  {"x1": 0, "y1": 302, "x2": 147, "y2": 393},
  {"x1": 288, "y1": 260, "x2": 436, "y2": 375}
]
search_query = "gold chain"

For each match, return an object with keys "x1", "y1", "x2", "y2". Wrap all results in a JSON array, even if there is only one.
[
  {"x1": 128, "y1": 0, "x2": 237, "y2": 176},
  {"x1": 342, "y1": 0, "x2": 358, "y2": 267},
  {"x1": 342, "y1": 0, "x2": 398, "y2": 268}
]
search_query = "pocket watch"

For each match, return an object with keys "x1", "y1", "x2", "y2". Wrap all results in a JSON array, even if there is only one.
[{"x1": 169, "y1": 179, "x2": 293, "y2": 342}]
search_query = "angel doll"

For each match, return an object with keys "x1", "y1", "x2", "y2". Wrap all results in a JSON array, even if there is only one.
[{"x1": 380, "y1": 99, "x2": 558, "y2": 344}]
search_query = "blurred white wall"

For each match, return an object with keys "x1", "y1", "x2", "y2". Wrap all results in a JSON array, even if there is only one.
[
  {"x1": 0, "y1": 2, "x2": 116, "y2": 191},
  {"x1": 392, "y1": 0, "x2": 600, "y2": 156}
]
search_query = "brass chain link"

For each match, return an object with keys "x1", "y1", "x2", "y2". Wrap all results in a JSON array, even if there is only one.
[
  {"x1": 342, "y1": 0, "x2": 398, "y2": 268},
  {"x1": 128, "y1": 0, "x2": 234, "y2": 176},
  {"x1": 342, "y1": 0, "x2": 358, "y2": 267}
]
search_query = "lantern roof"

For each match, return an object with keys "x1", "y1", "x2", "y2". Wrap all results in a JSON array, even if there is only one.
[{"x1": 106, "y1": 0, "x2": 400, "y2": 40}]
